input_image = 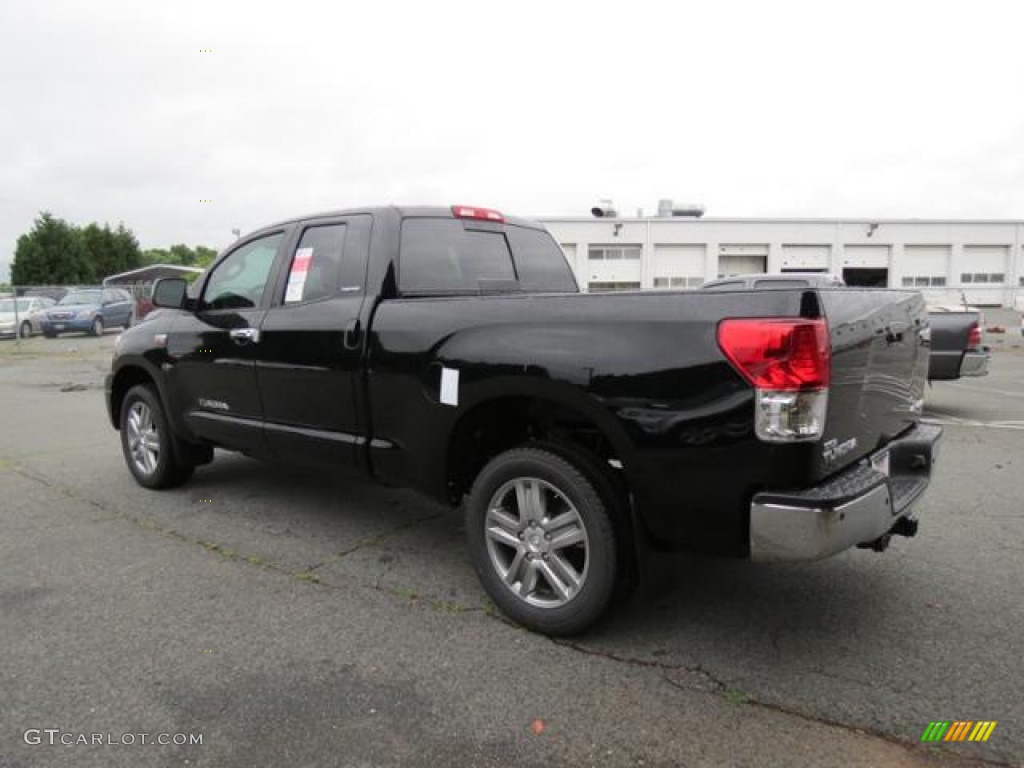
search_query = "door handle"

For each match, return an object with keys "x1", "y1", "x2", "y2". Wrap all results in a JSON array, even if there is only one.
[
  {"x1": 343, "y1": 319, "x2": 361, "y2": 351},
  {"x1": 229, "y1": 328, "x2": 260, "y2": 345}
]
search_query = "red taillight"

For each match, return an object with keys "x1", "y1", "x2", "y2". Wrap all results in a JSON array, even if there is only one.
[
  {"x1": 452, "y1": 205, "x2": 504, "y2": 223},
  {"x1": 967, "y1": 322, "x2": 982, "y2": 349},
  {"x1": 717, "y1": 318, "x2": 831, "y2": 390}
]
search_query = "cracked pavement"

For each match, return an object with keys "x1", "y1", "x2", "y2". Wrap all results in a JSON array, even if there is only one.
[{"x1": 0, "y1": 334, "x2": 1021, "y2": 767}]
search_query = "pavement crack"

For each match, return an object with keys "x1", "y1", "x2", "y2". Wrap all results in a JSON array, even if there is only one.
[
  {"x1": 550, "y1": 640, "x2": 1015, "y2": 766},
  {"x1": 550, "y1": 638, "x2": 728, "y2": 692}
]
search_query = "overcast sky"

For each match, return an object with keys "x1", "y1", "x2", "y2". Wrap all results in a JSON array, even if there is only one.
[{"x1": 2, "y1": 0, "x2": 1023, "y2": 281}]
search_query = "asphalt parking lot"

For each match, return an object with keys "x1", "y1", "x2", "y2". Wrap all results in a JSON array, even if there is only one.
[{"x1": 1, "y1": 330, "x2": 1021, "y2": 768}]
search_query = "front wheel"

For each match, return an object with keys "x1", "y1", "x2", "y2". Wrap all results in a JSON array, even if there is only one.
[
  {"x1": 465, "y1": 447, "x2": 619, "y2": 635},
  {"x1": 18, "y1": 321, "x2": 32, "y2": 338},
  {"x1": 91, "y1": 316, "x2": 104, "y2": 336},
  {"x1": 120, "y1": 384, "x2": 194, "y2": 489}
]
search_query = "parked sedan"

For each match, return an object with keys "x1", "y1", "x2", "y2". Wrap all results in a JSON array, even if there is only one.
[
  {"x1": 0, "y1": 296, "x2": 57, "y2": 338},
  {"x1": 40, "y1": 288, "x2": 134, "y2": 338}
]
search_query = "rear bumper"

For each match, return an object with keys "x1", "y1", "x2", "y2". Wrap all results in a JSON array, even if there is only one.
[
  {"x1": 959, "y1": 349, "x2": 989, "y2": 377},
  {"x1": 749, "y1": 422, "x2": 942, "y2": 562}
]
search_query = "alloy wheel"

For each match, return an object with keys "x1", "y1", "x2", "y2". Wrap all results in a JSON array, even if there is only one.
[{"x1": 484, "y1": 477, "x2": 590, "y2": 608}]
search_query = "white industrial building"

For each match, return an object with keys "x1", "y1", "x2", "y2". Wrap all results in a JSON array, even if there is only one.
[{"x1": 540, "y1": 204, "x2": 1023, "y2": 308}]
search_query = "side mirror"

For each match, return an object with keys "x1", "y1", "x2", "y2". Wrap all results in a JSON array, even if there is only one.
[{"x1": 152, "y1": 278, "x2": 188, "y2": 309}]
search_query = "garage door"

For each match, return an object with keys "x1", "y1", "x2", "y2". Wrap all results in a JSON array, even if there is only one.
[
  {"x1": 781, "y1": 245, "x2": 830, "y2": 271},
  {"x1": 961, "y1": 245, "x2": 1008, "y2": 305},
  {"x1": 718, "y1": 244, "x2": 768, "y2": 277},
  {"x1": 652, "y1": 245, "x2": 705, "y2": 287},
  {"x1": 843, "y1": 245, "x2": 890, "y2": 268},
  {"x1": 901, "y1": 246, "x2": 950, "y2": 299}
]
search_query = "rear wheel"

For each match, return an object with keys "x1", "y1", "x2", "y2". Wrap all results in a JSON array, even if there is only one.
[
  {"x1": 465, "y1": 447, "x2": 619, "y2": 635},
  {"x1": 91, "y1": 316, "x2": 104, "y2": 336},
  {"x1": 120, "y1": 384, "x2": 194, "y2": 489}
]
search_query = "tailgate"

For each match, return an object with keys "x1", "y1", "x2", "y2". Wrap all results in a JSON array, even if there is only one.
[{"x1": 816, "y1": 289, "x2": 929, "y2": 480}]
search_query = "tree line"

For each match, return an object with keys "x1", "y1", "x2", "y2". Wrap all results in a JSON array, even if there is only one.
[{"x1": 10, "y1": 212, "x2": 219, "y2": 286}]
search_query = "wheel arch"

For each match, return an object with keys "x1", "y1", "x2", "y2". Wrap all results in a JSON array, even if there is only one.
[
  {"x1": 445, "y1": 393, "x2": 634, "y2": 504},
  {"x1": 108, "y1": 358, "x2": 182, "y2": 434}
]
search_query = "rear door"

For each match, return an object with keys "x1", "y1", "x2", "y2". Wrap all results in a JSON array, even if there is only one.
[
  {"x1": 254, "y1": 215, "x2": 373, "y2": 470},
  {"x1": 165, "y1": 230, "x2": 287, "y2": 452},
  {"x1": 101, "y1": 288, "x2": 134, "y2": 327}
]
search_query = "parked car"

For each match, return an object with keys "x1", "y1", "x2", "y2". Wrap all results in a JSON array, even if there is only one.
[
  {"x1": 924, "y1": 305, "x2": 989, "y2": 380},
  {"x1": 40, "y1": 288, "x2": 134, "y2": 337},
  {"x1": 0, "y1": 296, "x2": 56, "y2": 338},
  {"x1": 105, "y1": 206, "x2": 941, "y2": 635},
  {"x1": 701, "y1": 274, "x2": 990, "y2": 381}
]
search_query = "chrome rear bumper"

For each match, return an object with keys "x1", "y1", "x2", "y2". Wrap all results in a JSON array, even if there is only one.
[{"x1": 749, "y1": 423, "x2": 942, "y2": 562}]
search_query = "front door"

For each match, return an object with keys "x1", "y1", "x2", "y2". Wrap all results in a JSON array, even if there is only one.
[
  {"x1": 254, "y1": 215, "x2": 372, "y2": 470},
  {"x1": 166, "y1": 230, "x2": 287, "y2": 453}
]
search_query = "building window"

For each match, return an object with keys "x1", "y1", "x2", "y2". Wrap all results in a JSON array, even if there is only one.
[
  {"x1": 653, "y1": 276, "x2": 703, "y2": 289},
  {"x1": 961, "y1": 273, "x2": 1005, "y2": 284},
  {"x1": 589, "y1": 245, "x2": 641, "y2": 261},
  {"x1": 901, "y1": 275, "x2": 946, "y2": 287},
  {"x1": 589, "y1": 281, "x2": 641, "y2": 292}
]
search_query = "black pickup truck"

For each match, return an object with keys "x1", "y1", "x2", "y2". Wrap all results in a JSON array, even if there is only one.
[{"x1": 106, "y1": 205, "x2": 941, "y2": 634}]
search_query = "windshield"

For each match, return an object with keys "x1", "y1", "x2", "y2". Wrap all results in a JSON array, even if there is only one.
[
  {"x1": 0, "y1": 299, "x2": 32, "y2": 313},
  {"x1": 59, "y1": 290, "x2": 102, "y2": 305}
]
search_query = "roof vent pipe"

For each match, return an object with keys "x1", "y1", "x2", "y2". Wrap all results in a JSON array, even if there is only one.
[{"x1": 672, "y1": 203, "x2": 706, "y2": 218}]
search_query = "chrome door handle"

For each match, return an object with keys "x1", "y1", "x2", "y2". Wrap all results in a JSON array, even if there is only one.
[{"x1": 229, "y1": 328, "x2": 260, "y2": 344}]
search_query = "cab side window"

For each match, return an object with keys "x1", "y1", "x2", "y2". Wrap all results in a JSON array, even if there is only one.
[
  {"x1": 283, "y1": 224, "x2": 349, "y2": 304},
  {"x1": 202, "y1": 233, "x2": 284, "y2": 310}
]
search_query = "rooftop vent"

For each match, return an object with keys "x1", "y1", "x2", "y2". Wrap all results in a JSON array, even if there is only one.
[
  {"x1": 591, "y1": 199, "x2": 618, "y2": 218},
  {"x1": 658, "y1": 199, "x2": 705, "y2": 218}
]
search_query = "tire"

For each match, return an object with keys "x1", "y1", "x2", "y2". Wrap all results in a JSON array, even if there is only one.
[
  {"x1": 43, "y1": 330, "x2": 57, "y2": 339},
  {"x1": 465, "y1": 447, "x2": 619, "y2": 635},
  {"x1": 119, "y1": 384, "x2": 195, "y2": 489},
  {"x1": 18, "y1": 321, "x2": 32, "y2": 338},
  {"x1": 91, "y1": 316, "x2": 104, "y2": 337}
]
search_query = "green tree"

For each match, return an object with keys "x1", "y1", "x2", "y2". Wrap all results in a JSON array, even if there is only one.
[
  {"x1": 141, "y1": 247, "x2": 170, "y2": 265},
  {"x1": 143, "y1": 244, "x2": 218, "y2": 268},
  {"x1": 80, "y1": 222, "x2": 142, "y2": 279},
  {"x1": 194, "y1": 246, "x2": 218, "y2": 268},
  {"x1": 11, "y1": 212, "x2": 93, "y2": 286}
]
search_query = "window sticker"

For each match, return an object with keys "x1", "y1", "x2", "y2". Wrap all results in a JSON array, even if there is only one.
[
  {"x1": 285, "y1": 247, "x2": 314, "y2": 303},
  {"x1": 440, "y1": 367, "x2": 459, "y2": 406}
]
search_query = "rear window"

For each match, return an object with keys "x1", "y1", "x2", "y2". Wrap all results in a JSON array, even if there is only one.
[
  {"x1": 400, "y1": 219, "x2": 515, "y2": 293},
  {"x1": 399, "y1": 219, "x2": 578, "y2": 294},
  {"x1": 505, "y1": 226, "x2": 577, "y2": 292}
]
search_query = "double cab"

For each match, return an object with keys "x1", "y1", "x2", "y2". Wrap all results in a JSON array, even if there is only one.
[{"x1": 105, "y1": 205, "x2": 942, "y2": 634}]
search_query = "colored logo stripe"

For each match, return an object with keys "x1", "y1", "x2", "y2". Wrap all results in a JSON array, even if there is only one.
[
  {"x1": 945, "y1": 721, "x2": 972, "y2": 741},
  {"x1": 921, "y1": 721, "x2": 997, "y2": 742},
  {"x1": 968, "y1": 722, "x2": 997, "y2": 742}
]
